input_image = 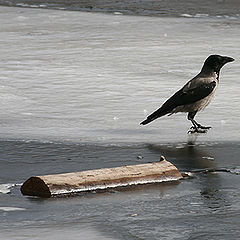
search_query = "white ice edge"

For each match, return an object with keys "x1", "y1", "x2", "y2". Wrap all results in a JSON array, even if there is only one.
[
  {"x1": 0, "y1": 183, "x2": 15, "y2": 194},
  {"x1": 51, "y1": 176, "x2": 181, "y2": 195},
  {"x1": 0, "y1": 183, "x2": 23, "y2": 194},
  {"x1": 0, "y1": 207, "x2": 26, "y2": 211}
]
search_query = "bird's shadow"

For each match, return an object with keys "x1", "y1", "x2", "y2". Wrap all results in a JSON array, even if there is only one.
[
  {"x1": 146, "y1": 139, "x2": 232, "y2": 210},
  {"x1": 146, "y1": 137, "x2": 217, "y2": 171}
]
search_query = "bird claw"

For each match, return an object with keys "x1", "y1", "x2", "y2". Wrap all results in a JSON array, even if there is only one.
[
  {"x1": 188, "y1": 128, "x2": 208, "y2": 134},
  {"x1": 190, "y1": 125, "x2": 211, "y2": 130},
  {"x1": 198, "y1": 125, "x2": 211, "y2": 130}
]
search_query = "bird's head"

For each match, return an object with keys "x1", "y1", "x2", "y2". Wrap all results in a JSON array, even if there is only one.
[{"x1": 202, "y1": 55, "x2": 234, "y2": 73}]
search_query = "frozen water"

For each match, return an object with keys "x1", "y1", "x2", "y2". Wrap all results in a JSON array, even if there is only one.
[
  {"x1": 0, "y1": 206, "x2": 26, "y2": 211},
  {"x1": 0, "y1": 183, "x2": 15, "y2": 194},
  {"x1": 0, "y1": 7, "x2": 239, "y2": 144}
]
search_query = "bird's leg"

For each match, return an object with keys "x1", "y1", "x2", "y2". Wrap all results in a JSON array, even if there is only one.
[{"x1": 187, "y1": 112, "x2": 209, "y2": 134}]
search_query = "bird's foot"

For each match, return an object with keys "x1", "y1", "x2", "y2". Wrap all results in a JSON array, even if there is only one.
[
  {"x1": 188, "y1": 127, "x2": 208, "y2": 134},
  {"x1": 189, "y1": 124, "x2": 211, "y2": 133},
  {"x1": 196, "y1": 124, "x2": 211, "y2": 130}
]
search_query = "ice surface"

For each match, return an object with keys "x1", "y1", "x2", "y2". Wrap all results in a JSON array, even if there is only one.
[
  {"x1": 0, "y1": 6, "x2": 239, "y2": 145},
  {"x1": 0, "y1": 206, "x2": 26, "y2": 211},
  {"x1": 0, "y1": 183, "x2": 15, "y2": 194}
]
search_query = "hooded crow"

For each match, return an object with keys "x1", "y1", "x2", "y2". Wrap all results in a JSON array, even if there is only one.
[{"x1": 140, "y1": 55, "x2": 234, "y2": 133}]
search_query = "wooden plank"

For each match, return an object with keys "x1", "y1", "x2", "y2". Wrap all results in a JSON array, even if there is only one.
[{"x1": 21, "y1": 157, "x2": 182, "y2": 198}]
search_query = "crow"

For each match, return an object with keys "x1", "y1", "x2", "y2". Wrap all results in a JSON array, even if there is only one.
[{"x1": 140, "y1": 55, "x2": 234, "y2": 133}]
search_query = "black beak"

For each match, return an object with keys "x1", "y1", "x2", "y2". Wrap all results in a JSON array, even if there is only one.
[{"x1": 223, "y1": 56, "x2": 234, "y2": 63}]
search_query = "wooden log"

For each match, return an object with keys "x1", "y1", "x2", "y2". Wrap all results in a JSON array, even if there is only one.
[{"x1": 21, "y1": 157, "x2": 183, "y2": 198}]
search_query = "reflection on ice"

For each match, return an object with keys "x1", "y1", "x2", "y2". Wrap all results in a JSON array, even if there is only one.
[{"x1": 147, "y1": 142, "x2": 217, "y2": 170}]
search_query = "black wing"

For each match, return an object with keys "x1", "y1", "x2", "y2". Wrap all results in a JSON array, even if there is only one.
[{"x1": 140, "y1": 81, "x2": 216, "y2": 125}]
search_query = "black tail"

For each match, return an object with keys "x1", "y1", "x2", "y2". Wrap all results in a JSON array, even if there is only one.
[
  {"x1": 140, "y1": 108, "x2": 170, "y2": 125},
  {"x1": 140, "y1": 88, "x2": 185, "y2": 125},
  {"x1": 140, "y1": 118, "x2": 155, "y2": 125}
]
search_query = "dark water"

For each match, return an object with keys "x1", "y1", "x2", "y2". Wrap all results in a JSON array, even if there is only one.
[
  {"x1": 1, "y1": 140, "x2": 240, "y2": 239},
  {"x1": 1, "y1": 0, "x2": 240, "y2": 19}
]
